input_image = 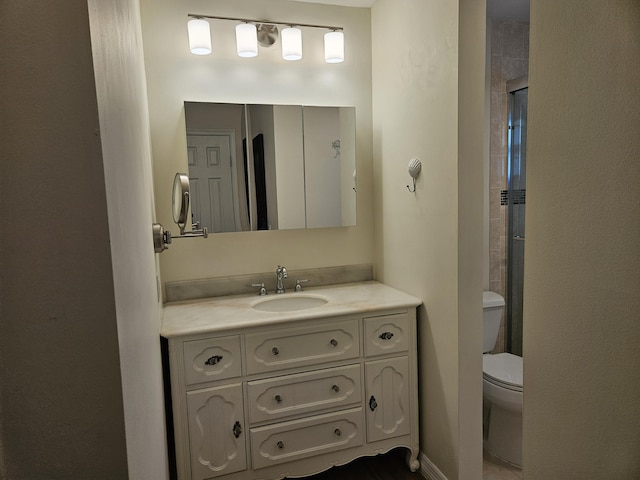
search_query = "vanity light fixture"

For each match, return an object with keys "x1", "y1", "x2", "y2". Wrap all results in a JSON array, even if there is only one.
[
  {"x1": 187, "y1": 18, "x2": 212, "y2": 55},
  {"x1": 281, "y1": 26, "x2": 303, "y2": 61},
  {"x1": 235, "y1": 22, "x2": 258, "y2": 57},
  {"x1": 187, "y1": 14, "x2": 343, "y2": 63},
  {"x1": 324, "y1": 30, "x2": 344, "y2": 63}
]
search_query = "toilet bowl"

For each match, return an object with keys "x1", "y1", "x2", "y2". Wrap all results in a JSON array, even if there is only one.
[
  {"x1": 483, "y1": 352, "x2": 522, "y2": 467},
  {"x1": 482, "y1": 292, "x2": 523, "y2": 468}
]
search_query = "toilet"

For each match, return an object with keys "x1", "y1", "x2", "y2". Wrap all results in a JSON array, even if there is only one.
[{"x1": 483, "y1": 291, "x2": 523, "y2": 468}]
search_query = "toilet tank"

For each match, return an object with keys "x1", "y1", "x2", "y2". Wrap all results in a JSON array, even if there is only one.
[{"x1": 483, "y1": 291, "x2": 505, "y2": 353}]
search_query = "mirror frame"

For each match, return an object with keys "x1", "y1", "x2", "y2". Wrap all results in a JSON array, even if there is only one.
[{"x1": 172, "y1": 173, "x2": 190, "y2": 234}]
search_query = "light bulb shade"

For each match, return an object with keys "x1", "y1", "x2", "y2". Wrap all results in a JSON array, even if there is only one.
[
  {"x1": 236, "y1": 23, "x2": 258, "y2": 57},
  {"x1": 281, "y1": 27, "x2": 302, "y2": 61},
  {"x1": 188, "y1": 18, "x2": 212, "y2": 55},
  {"x1": 324, "y1": 30, "x2": 344, "y2": 63}
]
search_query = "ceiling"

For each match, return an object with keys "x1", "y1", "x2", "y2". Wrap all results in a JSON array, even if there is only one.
[{"x1": 293, "y1": 0, "x2": 530, "y2": 21}]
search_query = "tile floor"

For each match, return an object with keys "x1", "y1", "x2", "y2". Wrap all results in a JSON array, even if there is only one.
[{"x1": 483, "y1": 448, "x2": 523, "y2": 480}]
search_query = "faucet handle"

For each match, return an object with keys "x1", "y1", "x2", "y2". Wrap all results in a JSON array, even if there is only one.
[
  {"x1": 251, "y1": 283, "x2": 267, "y2": 296},
  {"x1": 295, "y1": 279, "x2": 308, "y2": 292}
]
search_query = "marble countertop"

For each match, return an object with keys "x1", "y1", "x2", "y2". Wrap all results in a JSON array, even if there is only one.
[{"x1": 161, "y1": 281, "x2": 422, "y2": 338}]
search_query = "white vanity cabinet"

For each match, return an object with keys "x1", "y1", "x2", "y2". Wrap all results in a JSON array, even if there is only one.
[{"x1": 161, "y1": 282, "x2": 421, "y2": 480}]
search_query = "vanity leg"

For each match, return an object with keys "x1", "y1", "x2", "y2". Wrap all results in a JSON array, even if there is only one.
[{"x1": 406, "y1": 447, "x2": 420, "y2": 472}]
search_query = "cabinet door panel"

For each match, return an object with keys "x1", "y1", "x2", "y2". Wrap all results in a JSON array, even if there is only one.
[
  {"x1": 183, "y1": 335, "x2": 242, "y2": 385},
  {"x1": 364, "y1": 313, "x2": 409, "y2": 357},
  {"x1": 247, "y1": 364, "x2": 361, "y2": 423},
  {"x1": 245, "y1": 320, "x2": 359, "y2": 374},
  {"x1": 365, "y1": 356, "x2": 410, "y2": 442},
  {"x1": 186, "y1": 383, "x2": 246, "y2": 480}
]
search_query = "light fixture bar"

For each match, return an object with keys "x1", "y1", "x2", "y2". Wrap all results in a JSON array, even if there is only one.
[{"x1": 187, "y1": 13, "x2": 343, "y2": 32}]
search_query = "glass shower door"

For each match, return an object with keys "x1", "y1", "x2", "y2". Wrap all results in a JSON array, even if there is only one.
[{"x1": 506, "y1": 87, "x2": 528, "y2": 356}]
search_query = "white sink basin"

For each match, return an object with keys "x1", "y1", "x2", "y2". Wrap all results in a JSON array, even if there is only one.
[{"x1": 252, "y1": 294, "x2": 328, "y2": 312}]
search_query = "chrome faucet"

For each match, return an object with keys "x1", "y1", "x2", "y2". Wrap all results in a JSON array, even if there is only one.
[{"x1": 275, "y1": 265, "x2": 288, "y2": 294}]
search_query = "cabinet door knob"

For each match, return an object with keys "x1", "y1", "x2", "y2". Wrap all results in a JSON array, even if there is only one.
[
  {"x1": 271, "y1": 347, "x2": 280, "y2": 356},
  {"x1": 369, "y1": 395, "x2": 378, "y2": 411},
  {"x1": 332, "y1": 384, "x2": 340, "y2": 393},
  {"x1": 232, "y1": 421, "x2": 242, "y2": 439},
  {"x1": 275, "y1": 394, "x2": 282, "y2": 403},
  {"x1": 276, "y1": 441, "x2": 285, "y2": 449},
  {"x1": 330, "y1": 338, "x2": 338, "y2": 347},
  {"x1": 334, "y1": 428, "x2": 342, "y2": 437}
]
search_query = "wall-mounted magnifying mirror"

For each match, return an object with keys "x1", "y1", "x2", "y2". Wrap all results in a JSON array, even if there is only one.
[
  {"x1": 172, "y1": 173, "x2": 190, "y2": 234},
  {"x1": 152, "y1": 172, "x2": 209, "y2": 254}
]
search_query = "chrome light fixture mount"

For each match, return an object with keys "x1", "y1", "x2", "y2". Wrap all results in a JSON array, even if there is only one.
[
  {"x1": 187, "y1": 13, "x2": 343, "y2": 63},
  {"x1": 256, "y1": 23, "x2": 279, "y2": 47}
]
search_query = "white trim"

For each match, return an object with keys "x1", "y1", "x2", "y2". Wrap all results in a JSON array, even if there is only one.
[{"x1": 419, "y1": 451, "x2": 448, "y2": 480}]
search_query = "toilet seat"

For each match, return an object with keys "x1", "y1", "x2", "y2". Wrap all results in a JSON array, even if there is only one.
[{"x1": 483, "y1": 353, "x2": 522, "y2": 392}]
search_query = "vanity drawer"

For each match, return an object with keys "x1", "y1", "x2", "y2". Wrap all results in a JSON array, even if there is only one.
[
  {"x1": 250, "y1": 407, "x2": 363, "y2": 469},
  {"x1": 247, "y1": 364, "x2": 362, "y2": 424},
  {"x1": 363, "y1": 313, "x2": 410, "y2": 357},
  {"x1": 183, "y1": 335, "x2": 242, "y2": 386},
  {"x1": 244, "y1": 320, "x2": 360, "y2": 375}
]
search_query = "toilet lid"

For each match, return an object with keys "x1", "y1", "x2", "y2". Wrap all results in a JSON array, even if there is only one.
[{"x1": 483, "y1": 353, "x2": 523, "y2": 390}]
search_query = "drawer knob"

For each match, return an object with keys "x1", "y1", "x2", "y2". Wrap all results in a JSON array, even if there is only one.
[
  {"x1": 232, "y1": 421, "x2": 242, "y2": 439},
  {"x1": 379, "y1": 331, "x2": 394, "y2": 341},
  {"x1": 332, "y1": 384, "x2": 340, "y2": 393},
  {"x1": 271, "y1": 347, "x2": 280, "y2": 356},
  {"x1": 205, "y1": 354, "x2": 223, "y2": 366},
  {"x1": 275, "y1": 394, "x2": 282, "y2": 403},
  {"x1": 330, "y1": 338, "x2": 338, "y2": 347},
  {"x1": 276, "y1": 441, "x2": 285, "y2": 450},
  {"x1": 369, "y1": 395, "x2": 378, "y2": 412},
  {"x1": 334, "y1": 428, "x2": 342, "y2": 437}
]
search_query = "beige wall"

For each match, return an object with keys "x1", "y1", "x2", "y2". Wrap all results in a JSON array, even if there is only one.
[
  {"x1": 525, "y1": 0, "x2": 640, "y2": 477},
  {"x1": 140, "y1": 0, "x2": 374, "y2": 289},
  {"x1": 371, "y1": 1, "x2": 485, "y2": 478},
  {"x1": 0, "y1": 2, "x2": 129, "y2": 478},
  {"x1": 88, "y1": 0, "x2": 169, "y2": 478},
  {"x1": 0, "y1": 1, "x2": 168, "y2": 478},
  {"x1": 457, "y1": 2, "x2": 487, "y2": 477}
]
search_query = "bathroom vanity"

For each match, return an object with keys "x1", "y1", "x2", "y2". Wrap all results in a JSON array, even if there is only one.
[{"x1": 161, "y1": 281, "x2": 421, "y2": 480}]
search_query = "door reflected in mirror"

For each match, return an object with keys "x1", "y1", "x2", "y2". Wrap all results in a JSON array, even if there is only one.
[{"x1": 184, "y1": 102, "x2": 356, "y2": 233}]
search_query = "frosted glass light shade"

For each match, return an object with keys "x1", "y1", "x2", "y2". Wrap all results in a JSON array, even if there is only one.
[
  {"x1": 281, "y1": 27, "x2": 302, "y2": 61},
  {"x1": 236, "y1": 23, "x2": 258, "y2": 57},
  {"x1": 324, "y1": 30, "x2": 344, "y2": 63},
  {"x1": 188, "y1": 19, "x2": 212, "y2": 55}
]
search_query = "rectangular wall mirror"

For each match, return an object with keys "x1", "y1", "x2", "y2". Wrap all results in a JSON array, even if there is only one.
[{"x1": 184, "y1": 102, "x2": 357, "y2": 233}]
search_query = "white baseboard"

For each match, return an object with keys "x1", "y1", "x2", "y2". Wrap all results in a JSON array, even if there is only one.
[{"x1": 419, "y1": 451, "x2": 448, "y2": 480}]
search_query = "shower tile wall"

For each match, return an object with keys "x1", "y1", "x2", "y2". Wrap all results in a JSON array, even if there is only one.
[{"x1": 489, "y1": 18, "x2": 529, "y2": 354}]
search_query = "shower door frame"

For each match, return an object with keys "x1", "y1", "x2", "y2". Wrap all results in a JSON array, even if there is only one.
[{"x1": 506, "y1": 76, "x2": 528, "y2": 356}]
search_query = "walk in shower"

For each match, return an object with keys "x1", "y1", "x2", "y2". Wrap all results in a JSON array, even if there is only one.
[{"x1": 506, "y1": 82, "x2": 528, "y2": 356}]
